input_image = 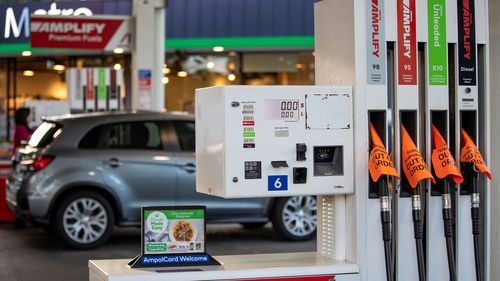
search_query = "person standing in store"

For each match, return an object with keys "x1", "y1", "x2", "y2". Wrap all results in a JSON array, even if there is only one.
[{"x1": 13, "y1": 107, "x2": 31, "y2": 153}]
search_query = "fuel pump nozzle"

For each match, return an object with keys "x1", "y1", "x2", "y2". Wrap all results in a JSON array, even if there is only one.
[
  {"x1": 378, "y1": 176, "x2": 393, "y2": 281},
  {"x1": 459, "y1": 129, "x2": 492, "y2": 281},
  {"x1": 470, "y1": 167, "x2": 482, "y2": 281},
  {"x1": 368, "y1": 123, "x2": 399, "y2": 281},
  {"x1": 430, "y1": 125, "x2": 462, "y2": 281},
  {"x1": 411, "y1": 184, "x2": 425, "y2": 281},
  {"x1": 401, "y1": 125, "x2": 435, "y2": 281},
  {"x1": 442, "y1": 178, "x2": 457, "y2": 281},
  {"x1": 460, "y1": 163, "x2": 482, "y2": 281}
]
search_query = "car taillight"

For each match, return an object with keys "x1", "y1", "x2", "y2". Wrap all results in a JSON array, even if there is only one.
[{"x1": 31, "y1": 156, "x2": 54, "y2": 172}]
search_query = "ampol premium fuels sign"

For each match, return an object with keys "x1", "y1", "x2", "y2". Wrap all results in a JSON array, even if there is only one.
[{"x1": 30, "y1": 15, "x2": 130, "y2": 51}]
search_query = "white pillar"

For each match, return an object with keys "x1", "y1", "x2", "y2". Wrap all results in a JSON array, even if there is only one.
[{"x1": 131, "y1": 0, "x2": 166, "y2": 111}]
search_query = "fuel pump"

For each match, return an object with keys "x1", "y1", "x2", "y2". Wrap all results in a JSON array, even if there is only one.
[{"x1": 430, "y1": 125, "x2": 464, "y2": 281}]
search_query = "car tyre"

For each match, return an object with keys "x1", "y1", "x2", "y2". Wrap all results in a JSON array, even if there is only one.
[
  {"x1": 53, "y1": 191, "x2": 114, "y2": 249},
  {"x1": 271, "y1": 196, "x2": 317, "y2": 241}
]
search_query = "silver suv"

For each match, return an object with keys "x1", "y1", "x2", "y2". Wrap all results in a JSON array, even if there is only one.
[{"x1": 6, "y1": 112, "x2": 317, "y2": 249}]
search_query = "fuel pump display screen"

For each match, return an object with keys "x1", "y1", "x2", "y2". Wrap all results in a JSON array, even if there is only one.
[
  {"x1": 313, "y1": 146, "x2": 343, "y2": 176},
  {"x1": 264, "y1": 99, "x2": 300, "y2": 122}
]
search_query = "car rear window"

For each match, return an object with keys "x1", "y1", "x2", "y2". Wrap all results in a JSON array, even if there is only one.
[{"x1": 28, "y1": 121, "x2": 62, "y2": 148}]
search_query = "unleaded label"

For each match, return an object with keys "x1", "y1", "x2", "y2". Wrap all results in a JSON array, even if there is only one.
[
  {"x1": 428, "y1": 0, "x2": 448, "y2": 85},
  {"x1": 97, "y1": 68, "x2": 106, "y2": 100}
]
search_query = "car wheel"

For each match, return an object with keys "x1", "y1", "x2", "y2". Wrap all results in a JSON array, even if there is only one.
[
  {"x1": 240, "y1": 222, "x2": 268, "y2": 229},
  {"x1": 271, "y1": 196, "x2": 317, "y2": 241},
  {"x1": 53, "y1": 191, "x2": 114, "y2": 249}
]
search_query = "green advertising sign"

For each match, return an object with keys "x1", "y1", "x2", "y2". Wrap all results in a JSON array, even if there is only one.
[
  {"x1": 428, "y1": 0, "x2": 448, "y2": 85},
  {"x1": 97, "y1": 68, "x2": 107, "y2": 100},
  {"x1": 143, "y1": 208, "x2": 206, "y2": 255},
  {"x1": 144, "y1": 209, "x2": 205, "y2": 221},
  {"x1": 146, "y1": 243, "x2": 167, "y2": 252}
]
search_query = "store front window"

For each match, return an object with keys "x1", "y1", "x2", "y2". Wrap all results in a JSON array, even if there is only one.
[
  {"x1": 0, "y1": 50, "x2": 314, "y2": 140},
  {"x1": 0, "y1": 55, "x2": 126, "y2": 140},
  {"x1": 164, "y1": 52, "x2": 315, "y2": 112}
]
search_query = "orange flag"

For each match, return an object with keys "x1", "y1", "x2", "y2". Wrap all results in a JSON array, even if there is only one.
[
  {"x1": 368, "y1": 123, "x2": 399, "y2": 182},
  {"x1": 460, "y1": 129, "x2": 492, "y2": 180},
  {"x1": 401, "y1": 125, "x2": 436, "y2": 188},
  {"x1": 431, "y1": 125, "x2": 464, "y2": 184}
]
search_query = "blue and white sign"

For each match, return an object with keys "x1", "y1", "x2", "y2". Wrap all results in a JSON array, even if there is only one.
[
  {"x1": 268, "y1": 175, "x2": 288, "y2": 191},
  {"x1": 138, "y1": 69, "x2": 152, "y2": 109},
  {"x1": 140, "y1": 254, "x2": 210, "y2": 266}
]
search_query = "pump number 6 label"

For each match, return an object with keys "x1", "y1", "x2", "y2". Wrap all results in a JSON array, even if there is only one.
[{"x1": 268, "y1": 175, "x2": 288, "y2": 191}]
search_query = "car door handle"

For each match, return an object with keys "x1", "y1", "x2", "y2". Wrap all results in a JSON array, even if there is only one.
[
  {"x1": 183, "y1": 163, "x2": 196, "y2": 173},
  {"x1": 108, "y1": 158, "x2": 121, "y2": 168}
]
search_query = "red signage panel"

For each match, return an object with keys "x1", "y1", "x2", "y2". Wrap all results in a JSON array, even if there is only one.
[
  {"x1": 397, "y1": 0, "x2": 417, "y2": 85},
  {"x1": 30, "y1": 15, "x2": 129, "y2": 50},
  {"x1": 86, "y1": 68, "x2": 95, "y2": 99}
]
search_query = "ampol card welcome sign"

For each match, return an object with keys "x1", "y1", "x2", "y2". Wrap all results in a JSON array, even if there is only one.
[{"x1": 129, "y1": 206, "x2": 220, "y2": 269}]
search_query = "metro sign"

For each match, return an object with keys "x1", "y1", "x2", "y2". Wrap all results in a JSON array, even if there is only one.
[
  {"x1": 30, "y1": 15, "x2": 131, "y2": 51},
  {"x1": 3, "y1": 2, "x2": 95, "y2": 41}
]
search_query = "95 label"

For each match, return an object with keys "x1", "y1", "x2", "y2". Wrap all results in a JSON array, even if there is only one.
[{"x1": 268, "y1": 175, "x2": 288, "y2": 191}]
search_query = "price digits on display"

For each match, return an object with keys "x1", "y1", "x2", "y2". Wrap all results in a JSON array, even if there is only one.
[
  {"x1": 279, "y1": 100, "x2": 299, "y2": 120},
  {"x1": 264, "y1": 99, "x2": 300, "y2": 122}
]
